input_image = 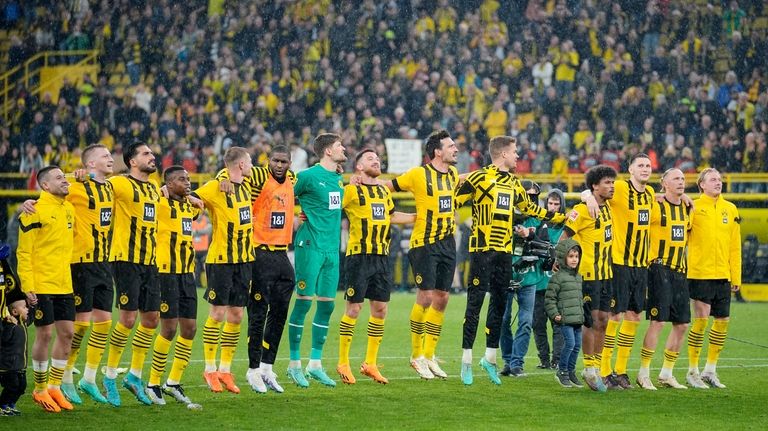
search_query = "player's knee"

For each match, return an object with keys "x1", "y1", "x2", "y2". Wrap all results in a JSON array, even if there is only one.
[
  {"x1": 180, "y1": 326, "x2": 196, "y2": 340},
  {"x1": 141, "y1": 313, "x2": 160, "y2": 329},
  {"x1": 160, "y1": 325, "x2": 177, "y2": 340},
  {"x1": 345, "y1": 306, "x2": 361, "y2": 319}
]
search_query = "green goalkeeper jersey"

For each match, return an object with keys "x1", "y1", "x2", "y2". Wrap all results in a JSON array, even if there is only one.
[{"x1": 294, "y1": 164, "x2": 343, "y2": 252}]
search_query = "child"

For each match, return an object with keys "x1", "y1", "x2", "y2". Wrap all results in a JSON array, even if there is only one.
[
  {"x1": 545, "y1": 238, "x2": 584, "y2": 388},
  {"x1": 0, "y1": 288, "x2": 28, "y2": 416}
]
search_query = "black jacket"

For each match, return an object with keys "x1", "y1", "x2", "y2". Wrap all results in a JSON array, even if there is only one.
[{"x1": 0, "y1": 320, "x2": 27, "y2": 371}]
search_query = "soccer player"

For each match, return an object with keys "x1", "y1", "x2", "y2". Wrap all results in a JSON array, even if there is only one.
[
  {"x1": 635, "y1": 168, "x2": 692, "y2": 390},
  {"x1": 194, "y1": 147, "x2": 254, "y2": 394},
  {"x1": 336, "y1": 149, "x2": 415, "y2": 385},
  {"x1": 390, "y1": 129, "x2": 458, "y2": 380},
  {"x1": 584, "y1": 153, "x2": 654, "y2": 389},
  {"x1": 455, "y1": 136, "x2": 565, "y2": 385},
  {"x1": 561, "y1": 165, "x2": 616, "y2": 392},
  {"x1": 242, "y1": 146, "x2": 296, "y2": 393},
  {"x1": 105, "y1": 142, "x2": 161, "y2": 406},
  {"x1": 686, "y1": 168, "x2": 741, "y2": 389},
  {"x1": 145, "y1": 166, "x2": 200, "y2": 405},
  {"x1": 17, "y1": 166, "x2": 76, "y2": 412},
  {"x1": 287, "y1": 133, "x2": 346, "y2": 388}
]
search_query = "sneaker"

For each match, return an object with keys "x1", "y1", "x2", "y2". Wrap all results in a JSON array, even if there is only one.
[
  {"x1": 594, "y1": 374, "x2": 607, "y2": 392},
  {"x1": 103, "y1": 377, "x2": 122, "y2": 406},
  {"x1": 658, "y1": 376, "x2": 687, "y2": 389},
  {"x1": 7, "y1": 406, "x2": 21, "y2": 416},
  {"x1": 261, "y1": 371, "x2": 284, "y2": 393},
  {"x1": 60, "y1": 382, "x2": 82, "y2": 405},
  {"x1": 306, "y1": 367, "x2": 336, "y2": 387},
  {"x1": 246, "y1": 369, "x2": 267, "y2": 393},
  {"x1": 701, "y1": 371, "x2": 726, "y2": 389},
  {"x1": 48, "y1": 388, "x2": 74, "y2": 410},
  {"x1": 508, "y1": 366, "x2": 526, "y2": 377},
  {"x1": 603, "y1": 373, "x2": 623, "y2": 390},
  {"x1": 78, "y1": 379, "x2": 107, "y2": 403},
  {"x1": 409, "y1": 357, "x2": 435, "y2": 380},
  {"x1": 536, "y1": 360, "x2": 551, "y2": 369},
  {"x1": 615, "y1": 373, "x2": 633, "y2": 389},
  {"x1": 686, "y1": 370, "x2": 710, "y2": 389},
  {"x1": 360, "y1": 363, "x2": 388, "y2": 384},
  {"x1": 162, "y1": 383, "x2": 192, "y2": 404},
  {"x1": 551, "y1": 359, "x2": 560, "y2": 370},
  {"x1": 122, "y1": 373, "x2": 152, "y2": 405},
  {"x1": 336, "y1": 364, "x2": 356, "y2": 385},
  {"x1": 144, "y1": 385, "x2": 166, "y2": 405},
  {"x1": 568, "y1": 371, "x2": 583, "y2": 388},
  {"x1": 460, "y1": 363, "x2": 473, "y2": 385},
  {"x1": 479, "y1": 358, "x2": 502, "y2": 385},
  {"x1": 581, "y1": 370, "x2": 599, "y2": 391},
  {"x1": 33, "y1": 390, "x2": 61, "y2": 413},
  {"x1": 555, "y1": 370, "x2": 572, "y2": 388},
  {"x1": 286, "y1": 366, "x2": 309, "y2": 388},
  {"x1": 499, "y1": 364, "x2": 512, "y2": 376},
  {"x1": 425, "y1": 357, "x2": 448, "y2": 379},
  {"x1": 636, "y1": 375, "x2": 657, "y2": 391},
  {"x1": 217, "y1": 372, "x2": 241, "y2": 394},
  {"x1": 203, "y1": 371, "x2": 223, "y2": 393}
]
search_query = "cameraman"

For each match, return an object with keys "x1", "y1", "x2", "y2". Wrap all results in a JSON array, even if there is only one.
[{"x1": 501, "y1": 183, "x2": 566, "y2": 376}]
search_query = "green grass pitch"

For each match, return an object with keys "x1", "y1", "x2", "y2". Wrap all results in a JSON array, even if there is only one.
[{"x1": 14, "y1": 292, "x2": 768, "y2": 430}]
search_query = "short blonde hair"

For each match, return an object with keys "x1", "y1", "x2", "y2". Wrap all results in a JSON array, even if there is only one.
[{"x1": 697, "y1": 167, "x2": 720, "y2": 192}]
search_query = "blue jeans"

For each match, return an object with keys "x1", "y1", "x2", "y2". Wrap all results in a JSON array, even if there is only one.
[
  {"x1": 560, "y1": 325, "x2": 582, "y2": 372},
  {"x1": 501, "y1": 284, "x2": 535, "y2": 368}
]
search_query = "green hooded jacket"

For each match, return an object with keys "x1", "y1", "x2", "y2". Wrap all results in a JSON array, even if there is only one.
[{"x1": 545, "y1": 238, "x2": 584, "y2": 326}]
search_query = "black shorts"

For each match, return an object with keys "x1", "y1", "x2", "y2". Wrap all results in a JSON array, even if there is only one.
[
  {"x1": 343, "y1": 254, "x2": 392, "y2": 303},
  {"x1": 205, "y1": 263, "x2": 250, "y2": 307},
  {"x1": 71, "y1": 262, "x2": 114, "y2": 313},
  {"x1": 582, "y1": 279, "x2": 611, "y2": 328},
  {"x1": 467, "y1": 251, "x2": 512, "y2": 293},
  {"x1": 610, "y1": 264, "x2": 647, "y2": 314},
  {"x1": 34, "y1": 294, "x2": 75, "y2": 326},
  {"x1": 408, "y1": 236, "x2": 456, "y2": 292},
  {"x1": 647, "y1": 264, "x2": 690, "y2": 323},
  {"x1": 689, "y1": 279, "x2": 731, "y2": 318},
  {"x1": 158, "y1": 273, "x2": 197, "y2": 319},
  {"x1": 113, "y1": 262, "x2": 160, "y2": 312}
]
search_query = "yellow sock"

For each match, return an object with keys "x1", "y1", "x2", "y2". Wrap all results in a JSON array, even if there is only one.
[
  {"x1": 409, "y1": 304, "x2": 428, "y2": 358},
  {"x1": 640, "y1": 347, "x2": 655, "y2": 369},
  {"x1": 582, "y1": 353, "x2": 593, "y2": 369},
  {"x1": 33, "y1": 361, "x2": 48, "y2": 392},
  {"x1": 422, "y1": 307, "x2": 445, "y2": 359},
  {"x1": 219, "y1": 322, "x2": 241, "y2": 373},
  {"x1": 338, "y1": 314, "x2": 357, "y2": 366},
  {"x1": 149, "y1": 335, "x2": 172, "y2": 386},
  {"x1": 67, "y1": 321, "x2": 90, "y2": 371},
  {"x1": 662, "y1": 349, "x2": 679, "y2": 372},
  {"x1": 129, "y1": 324, "x2": 155, "y2": 378},
  {"x1": 167, "y1": 336, "x2": 193, "y2": 385},
  {"x1": 365, "y1": 316, "x2": 385, "y2": 365},
  {"x1": 594, "y1": 353, "x2": 603, "y2": 372},
  {"x1": 687, "y1": 317, "x2": 708, "y2": 370},
  {"x1": 706, "y1": 319, "x2": 729, "y2": 368},
  {"x1": 203, "y1": 316, "x2": 223, "y2": 372},
  {"x1": 107, "y1": 322, "x2": 132, "y2": 370},
  {"x1": 615, "y1": 320, "x2": 639, "y2": 375},
  {"x1": 600, "y1": 320, "x2": 619, "y2": 376},
  {"x1": 48, "y1": 358, "x2": 67, "y2": 389},
  {"x1": 85, "y1": 320, "x2": 111, "y2": 373}
]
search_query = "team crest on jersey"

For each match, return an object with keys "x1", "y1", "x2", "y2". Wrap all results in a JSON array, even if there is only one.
[
  {"x1": 208, "y1": 291, "x2": 216, "y2": 300},
  {"x1": 338, "y1": 180, "x2": 344, "y2": 188},
  {"x1": 346, "y1": 288, "x2": 355, "y2": 297},
  {"x1": 74, "y1": 295, "x2": 82, "y2": 306},
  {"x1": 35, "y1": 309, "x2": 43, "y2": 320},
  {"x1": 254, "y1": 293, "x2": 262, "y2": 301},
  {"x1": 119, "y1": 294, "x2": 128, "y2": 305},
  {"x1": 160, "y1": 302, "x2": 169, "y2": 313},
  {"x1": 650, "y1": 307, "x2": 658, "y2": 317},
  {"x1": 473, "y1": 277, "x2": 480, "y2": 286},
  {"x1": 298, "y1": 280, "x2": 306, "y2": 290},
  {"x1": 721, "y1": 210, "x2": 729, "y2": 224},
  {"x1": 568, "y1": 210, "x2": 579, "y2": 222},
  {"x1": 415, "y1": 274, "x2": 423, "y2": 285}
]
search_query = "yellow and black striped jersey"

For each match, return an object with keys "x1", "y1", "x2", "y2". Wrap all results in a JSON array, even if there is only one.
[
  {"x1": 108, "y1": 175, "x2": 160, "y2": 265},
  {"x1": 649, "y1": 198, "x2": 691, "y2": 273},
  {"x1": 343, "y1": 184, "x2": 395, "y2": 256},
  {"x1": 392, "y1": 164, "x2": 458, "y2": 249},
  {"x1": 156, "y1": 197, "x2": 201, "y2": 274},
  {"x1": 564, "y1": 202, "x2": 613, "y2": 281},
  {"x1": 611, "y1": 179, "x2": 654, "y2": 267},
  {"x1": 193, "y1": 179, "x2": 254, "y2": 264},
  {"x1": 455, "y1": 165, "x2": 567, "y2": 252},
  {"x1": 67, "y1": 179, "x2": 114, "y2": 263}
]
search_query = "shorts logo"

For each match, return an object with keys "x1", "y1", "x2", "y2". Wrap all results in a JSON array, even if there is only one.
[
  {"x1": 415, "y1": 274, "x2": 423, "y2": 285},
  {"x1": 298, "y1": 280, "x2": 306, "y2": 290},
  {"x1": 584, "y1": 295, "x2": 592, "y2": 303},
  {"x1": 650, "y1": 307, "x2": 658, "y2": 317},
  {"x1": 119, "y1": 294, "x2": 128, "y2": 305},
  {"x1": 472, "y1": 277, "x2": 480, "y2": 286},
  {"x1": 346, "y1": 288, "x2": 355, "y2": 297},
  {"x1": 254, "y1": 293, "x2": 262, "y2": 301},
  {"x1": 74, "y1": 295, "x2": 82, "y2": 306},
  {"x1": 5, "y1": 275, "x2": 15, "y2": 289},
  {"x1": 208, "y1": 291, "x2": 216, "y2": 300},
  {"x1": 35, "y1": 309, "x2": 43, "y2": 320},
  {"x1": 610, "y1": 298, "x2": 616, "y2": 308},
  {"x1": 160, "y1": 302, "x2": 169, "y2": 313}
]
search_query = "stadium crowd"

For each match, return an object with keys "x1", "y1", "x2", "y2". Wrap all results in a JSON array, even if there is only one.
[{"x1": 1, "y1": 0, "x2": 768, "y2": 180}]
